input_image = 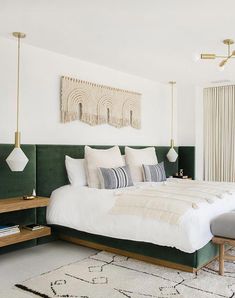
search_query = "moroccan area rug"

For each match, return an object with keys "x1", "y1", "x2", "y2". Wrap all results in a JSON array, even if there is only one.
[{"x1": 15, "y1": 250, "x2": 235, "y2": 298}]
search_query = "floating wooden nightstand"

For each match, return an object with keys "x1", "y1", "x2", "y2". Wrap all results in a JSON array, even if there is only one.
[{"x1": 0, "y1": 196, "x2": 51, "y2": 248}]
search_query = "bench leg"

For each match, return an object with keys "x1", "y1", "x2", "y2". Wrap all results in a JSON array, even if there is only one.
[{"x1": 219, "y1": 244, "x2": 224, "y2": 275}]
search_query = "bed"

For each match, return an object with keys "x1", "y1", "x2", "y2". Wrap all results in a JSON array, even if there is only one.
[
  {"x1": 34, "y1": 144, "x2": 224, "y2": 273},
  {"x1": 47, "y1": 179, "x2": 235, "y2": 272}
]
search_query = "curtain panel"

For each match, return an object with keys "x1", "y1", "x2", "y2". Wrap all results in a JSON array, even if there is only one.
[{"x1": 204, "y1": 85, "x2": 235, "y2": 182}]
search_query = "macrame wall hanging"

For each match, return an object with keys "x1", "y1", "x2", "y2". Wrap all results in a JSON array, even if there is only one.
[{"x1": 60, "y1": 76, "x2": 141, "y2": 129}]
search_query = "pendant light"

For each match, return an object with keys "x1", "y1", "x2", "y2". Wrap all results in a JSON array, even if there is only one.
[
  {"x1": 166, "y1": 81, "x2": 178, "y2": 162},
  {"x1": 6, "y1": 32, "x2": 29, "y2": 171}
]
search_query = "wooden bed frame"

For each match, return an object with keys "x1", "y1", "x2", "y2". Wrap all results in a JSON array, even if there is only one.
[{"x1": 59, "y1": 234, "x2": 218, "y2": 273}]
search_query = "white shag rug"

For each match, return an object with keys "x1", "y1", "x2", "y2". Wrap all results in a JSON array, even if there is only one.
[{"x1": 14, "y1": 249, "x2": 235, "y2": 298}]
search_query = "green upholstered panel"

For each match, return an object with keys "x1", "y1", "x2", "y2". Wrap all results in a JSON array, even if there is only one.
[
  {"x1": 53, "y1": 225, "x2": 217, "y2": 269},
  {"x1": 178, "y1": 146, "x2": 195, "y2": 179},
  {"x1": 36, "y1": 145, "x2": 178, "y2": 197},
  {"x1": 0, "y1": 144, "x2": 37, "y2": 253},
  {"x1": 196, "y1": 241, "x2": 219, "y2": 268},
  {"x1": 0, "y1": 209, "x2": 36, "y2": 226},
  {"x1": 0, "y1": 144, "x2": 36, "y2": 199}
]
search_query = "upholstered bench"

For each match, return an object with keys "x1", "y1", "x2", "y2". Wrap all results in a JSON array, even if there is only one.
[{"x1": 211, "y1": 212, "x2": 235, "y2": 275}]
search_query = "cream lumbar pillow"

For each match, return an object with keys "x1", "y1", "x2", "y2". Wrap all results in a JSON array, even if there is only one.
[
  {"x1": 85, "y1": 146, "x2": 124, "y2": 188},
  {"x1": 125, "y1": 146, "x2": 158, "y2": 182}
]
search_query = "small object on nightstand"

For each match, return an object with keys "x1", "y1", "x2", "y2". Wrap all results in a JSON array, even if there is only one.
[
  {"x1": 173, "y1": 169, "x2": 190, "y2": 179},
  {"x1": 23, "y1": 188, "x2": 37, "y2": 200},
  {"x1": 173, "y1": 175, "x2": 189, "y2": 179},
  {"x1": 24, "y1": 224, "x2": 44, "y2": 231},
  {"x1": 23, "y1": 195, "x2": 36, "y2": 200}
]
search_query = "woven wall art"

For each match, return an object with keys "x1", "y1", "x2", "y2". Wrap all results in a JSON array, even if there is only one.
[{"x1": 60, "y1": 76, "x2": 141, "y2": 129}]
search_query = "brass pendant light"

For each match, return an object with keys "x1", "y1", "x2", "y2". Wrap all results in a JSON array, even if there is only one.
[{"x1": 6, "y1": 32, "x2": 29, "y2": 171}]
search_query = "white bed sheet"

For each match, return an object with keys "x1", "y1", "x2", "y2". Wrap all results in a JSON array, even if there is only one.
[{"x1": 46, "y1": 181, "x2": 235, "y2": 253}]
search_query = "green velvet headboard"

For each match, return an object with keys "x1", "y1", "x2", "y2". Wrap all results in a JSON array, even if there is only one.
[
  {"x1": 0, "y1": 144, "x2": 195, "y2": 199},
  {"x1": 36, "y1": 145, "x2": 189, "y2": 197}
]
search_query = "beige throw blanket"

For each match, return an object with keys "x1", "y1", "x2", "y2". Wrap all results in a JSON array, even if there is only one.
[{"x1": 110, "y1": 180, "x2": 235, "y2": 225}]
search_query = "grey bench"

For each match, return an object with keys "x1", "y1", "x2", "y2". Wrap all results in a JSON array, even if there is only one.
[{"x1": 211, "y1": 212, "x2": 235, "y2": 275}]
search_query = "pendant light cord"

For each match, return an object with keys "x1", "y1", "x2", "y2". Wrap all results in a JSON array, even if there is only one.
[
  {"x1": 171, "y1": 83, "x2": 173, "y2": 142},
  {"x1": 16, "y1": 35, "x2": 20, "y2": 132}
]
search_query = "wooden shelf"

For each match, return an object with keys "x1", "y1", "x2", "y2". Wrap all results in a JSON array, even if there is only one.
[
  {"x1": 0, "y1": 197, "x2": 49, "y2": 214},
  {"x1": 0, "y1": 227, "x2": 51, "y2": 248}
]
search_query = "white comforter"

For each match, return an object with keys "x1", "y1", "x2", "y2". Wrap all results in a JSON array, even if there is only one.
[{"x1": 46, "y1": 180, "x2": 235, "y2": 253}]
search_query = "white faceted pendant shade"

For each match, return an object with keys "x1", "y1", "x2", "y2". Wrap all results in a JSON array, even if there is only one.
[
  {"x1": 6, "y1": 147, "x2": 29, "y2": 171},
  {"x1": 166, "y1": 147, "x2": 178, "y2": 162}
]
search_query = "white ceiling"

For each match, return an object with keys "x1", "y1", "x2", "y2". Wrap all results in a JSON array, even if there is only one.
[{"x1": 1, "y1": 0, "x2": 235, "y2": 84}]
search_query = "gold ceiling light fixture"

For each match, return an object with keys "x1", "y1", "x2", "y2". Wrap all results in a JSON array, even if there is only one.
[
  {"x1": 6, "y1": 32, "x2": 29, "y2": 171},
  {"x1": 200, "y1": 39, "x2": 235, "y2": 69}
]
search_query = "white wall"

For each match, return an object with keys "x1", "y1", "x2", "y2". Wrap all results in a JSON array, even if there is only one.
[
  {"x1": 0, "y1": 37, "x2": 177, "y2": 146},
  {"x1": 177, "y1": 84, "x2": 195, "y2": 146},
  {"x1": 195, "y1": 86, "x2": 204, "y2": 180}
]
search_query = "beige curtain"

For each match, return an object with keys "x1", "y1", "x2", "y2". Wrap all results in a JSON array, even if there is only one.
[{"x1": 204, "y1": 85, "x2": 235, "y2": 182}]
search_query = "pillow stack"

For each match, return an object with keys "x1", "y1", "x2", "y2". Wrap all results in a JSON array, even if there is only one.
[{"x1": 65, "y1": 145, "x2": 166, "y2": 189}]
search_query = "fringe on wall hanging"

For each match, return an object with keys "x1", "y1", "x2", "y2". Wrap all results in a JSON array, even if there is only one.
[{"x1": 60, "y1": 76, "x2": 141, "y2": 129}]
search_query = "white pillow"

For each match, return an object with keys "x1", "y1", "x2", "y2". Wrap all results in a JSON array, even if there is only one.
[
  {"x1": 85, "y1": 146, "x2": 124, "y2": 188},
  {"x1": 65, "y1": 155, "x2": 87, "y2": 186},
  {"x1": 125, "y1": 147, "x2": 158, "y2": 182}
]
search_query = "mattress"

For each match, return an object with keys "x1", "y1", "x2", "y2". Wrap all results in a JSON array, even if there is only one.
[{"x1": 46, "y1": 180, "x2": 235, "y2": 253}]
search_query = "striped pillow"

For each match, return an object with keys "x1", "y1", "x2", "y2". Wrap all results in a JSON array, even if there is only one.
[
  {"x1": 99, "y1": 165, "x2": 133, "y2": 189},
  {"x1": 142, "y1": 162, "x2": 166, "y2": 182}
]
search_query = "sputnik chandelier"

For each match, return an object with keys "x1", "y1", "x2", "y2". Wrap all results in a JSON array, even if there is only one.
[{"x1": 200, "y1": 39, "x2": 235, "y2": 69}]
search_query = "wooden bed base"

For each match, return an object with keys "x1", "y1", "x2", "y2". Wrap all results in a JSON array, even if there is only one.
[{"x1": 59, "y1": 234, "x2": 218, "y2": 273}]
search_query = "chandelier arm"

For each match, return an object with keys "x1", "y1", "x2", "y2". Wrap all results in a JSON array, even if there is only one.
[
  {"x1": 224, "y1": 53, "x2": 233, "y2": 62},
  {"x1": 215, "y1": 55, "x2": 229, "y2": 59}
]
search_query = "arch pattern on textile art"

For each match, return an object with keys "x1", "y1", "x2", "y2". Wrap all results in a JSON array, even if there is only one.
[{"x1": 61, "y1": 76, "x2": 141, "y2": 129}]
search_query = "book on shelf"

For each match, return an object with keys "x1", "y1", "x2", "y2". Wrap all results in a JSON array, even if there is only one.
[
  {"x1": 0, "y1": 225, "x2": 20, "y2": 237},
  {"x1": 23, "y1": 224, "x2": 44, "y2": 231},
  {"x1": 0, "y1": 225, "x2": 19, "y2": 232}
]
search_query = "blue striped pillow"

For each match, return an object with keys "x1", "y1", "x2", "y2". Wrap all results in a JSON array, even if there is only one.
[
  {"x1": 142, "y1": 162, "x2": 166, "y2": 182},
  {"x1": 99, "y1": 165, "x2": 133, "y2": 189}
]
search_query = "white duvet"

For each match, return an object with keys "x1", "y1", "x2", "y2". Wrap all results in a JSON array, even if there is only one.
[{"x1": 46, "y1": 180, "x2": 235, "y2": 253}]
